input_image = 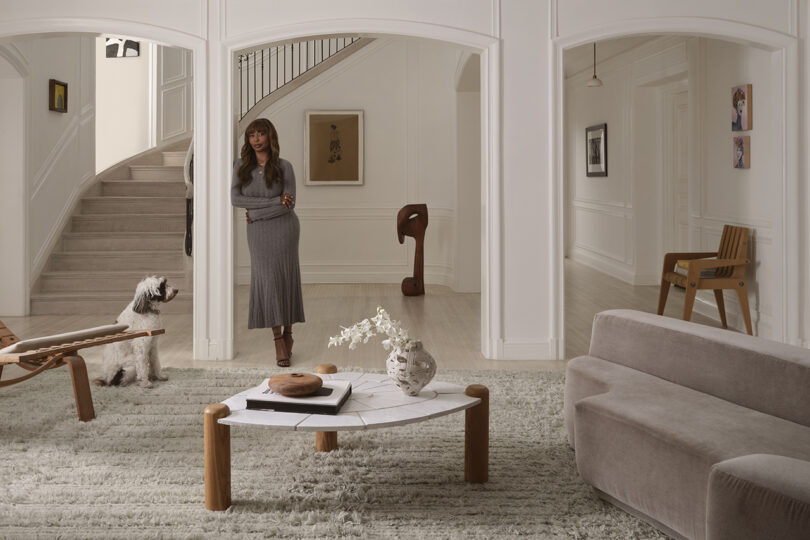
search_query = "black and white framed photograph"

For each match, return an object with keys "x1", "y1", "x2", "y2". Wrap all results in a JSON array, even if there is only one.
[
  {"x1": 105, "y1": 37, "x2": 140, "y2": 58},
  {"x1": 585, "y1": 123, "x2": 607, "y2": 177}
]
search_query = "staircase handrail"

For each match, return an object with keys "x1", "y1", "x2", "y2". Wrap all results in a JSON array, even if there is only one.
[{"x1": 237, "y1": 36, "x2": 363, "y2": 120}]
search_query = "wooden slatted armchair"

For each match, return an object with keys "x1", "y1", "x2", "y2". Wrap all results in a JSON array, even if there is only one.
[
  {"x1": 0, "y1": 321, "x2": 164, "y2": 421},
  {"x1": 657, "y1": 224, "x2": 753, "y2": 335}
]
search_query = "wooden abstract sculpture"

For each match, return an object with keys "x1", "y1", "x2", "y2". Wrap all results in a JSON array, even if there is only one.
[{"x1": 397, "y1": 203, "x2": 428, "y2": 296}]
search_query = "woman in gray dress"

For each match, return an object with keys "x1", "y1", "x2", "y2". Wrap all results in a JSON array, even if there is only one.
[{"x1": 231, "y1": 118, "x2": 304, "y2": 366}]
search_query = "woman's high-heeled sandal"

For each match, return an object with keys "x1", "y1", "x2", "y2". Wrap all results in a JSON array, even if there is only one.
[
  {"x1": 283, "y1": 329, "x2": 294, "y2": 356},
  {"x1": 274, "y1": 334, "x2": 290, "y2": 367}
]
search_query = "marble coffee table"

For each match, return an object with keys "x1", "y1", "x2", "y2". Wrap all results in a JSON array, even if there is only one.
[{"x1": 203, "y1": 365, "x2": 489, "y2": 511}]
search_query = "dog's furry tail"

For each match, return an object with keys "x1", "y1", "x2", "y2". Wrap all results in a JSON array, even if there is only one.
[{"x1": 92, "y1": 369, "x2": 125, "y2": 387}]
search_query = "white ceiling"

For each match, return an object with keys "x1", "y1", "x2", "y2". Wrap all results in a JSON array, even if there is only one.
[{"x1": 563, "y1": 36, "x2": 657, "y2": 78}]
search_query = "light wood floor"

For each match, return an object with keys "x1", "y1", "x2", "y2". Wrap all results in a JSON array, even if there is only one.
[{"x1": 2, "y1": 259, "x2": 725, "y2": 380}]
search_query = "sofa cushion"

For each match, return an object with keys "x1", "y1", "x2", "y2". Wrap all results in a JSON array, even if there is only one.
[
  {"x1": 569, "y1": 356, "x2": 810, "y2": 540},
  {"x1": 707, "y1": 454, "x2": 810, "y2": 540},
  {"x1": 588, "y1": 310, "x2": 810, "y2": 427}
]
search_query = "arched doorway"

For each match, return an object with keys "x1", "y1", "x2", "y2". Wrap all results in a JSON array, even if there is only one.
[
  {"x1": 551, "y1": 20, "x2": 799, "y2": 356},
  {"x1": 214, "y1": 22, "x2": 501, "y2": 361}
]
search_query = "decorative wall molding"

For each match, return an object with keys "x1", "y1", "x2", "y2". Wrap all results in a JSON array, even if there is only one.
[
  {"x1": 30, "y1": 171, "x2": 94, "y2": 281},
  {"x1": 569, "y1": 245, "x2": 635, "y2": 284},
  {"x1": 571, "y1": 200, "x2": 631, "y2": 216},
  {"x1": 237, "y1": 206, "x2": 456, "y2": 286},
  {"x1": 30, "y1": 116, "x2": 80, "y2": 200},
  {"x1": 499, "y1": 337, "x2": 556, "y2": 361},
  {"x1": 160, "y1": 85, "x2": 188, "y2": 140}
]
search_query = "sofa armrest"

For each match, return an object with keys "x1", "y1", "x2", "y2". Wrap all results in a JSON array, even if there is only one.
[{"x1": 707, "y1": 454, "x2": 810, "y2": 540}]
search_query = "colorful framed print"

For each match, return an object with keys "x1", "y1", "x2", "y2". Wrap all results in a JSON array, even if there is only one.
[
  {"x1": 733, "y1": 136, "x2": 750, "y2": 169},
  {"x1": 48, "y1": 79, "x2": 68, "y2": 113},
  {"x1": 732, "y1": 84, "x2": 752, "y2": 131},
  {"x1": 585, "y1": 123, "x2": 607, "y2": 177},
  {"x1": 305, "y1": 110, "x2": 364, "y2": 186}
]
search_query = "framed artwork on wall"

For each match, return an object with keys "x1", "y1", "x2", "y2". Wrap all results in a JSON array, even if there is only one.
[
  {"x1": 732, "y1": 84, "x2": 752, "y2": 131},
  {"x1": 48, "y1": 79, "x2": 68, "y2": 113},
  {"x1": 585, "y1": 123, "x2": 607, "y2": 177},
  {"x1": 305, "y1": 110, "x2": 364, "y2": 186},
  {"x1": 733, "y1": 136, "x2": 750, "y2": 169},
  {"x1": 105, "y1": 37, "x2": 140, "y2": 58}
]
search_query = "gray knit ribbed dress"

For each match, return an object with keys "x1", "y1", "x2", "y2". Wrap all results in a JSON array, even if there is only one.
[{"x1": 231, "y1": 157, "x2": 305, "y2": 329}]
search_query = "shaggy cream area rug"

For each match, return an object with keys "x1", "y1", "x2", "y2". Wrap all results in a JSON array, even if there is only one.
[{"x1": 0, "y1": 367, "x2": 666, "y2": 539}]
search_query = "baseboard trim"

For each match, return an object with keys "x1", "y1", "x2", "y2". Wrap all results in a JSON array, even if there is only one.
[
  {"x1": 237, "y1": 266, "x2": 454, "y2": 287},
  {"x1": 195, "y1": 337, "x2": 233, "y2": 361},
  {"x1": 690, "y1": 294, "x2": 763, "y2": 336},
  {"x1": 498, "y1": 338, "x2": 555, "y2": 360},
  {"x1": 569, "y1": 248, "x2": 635, "y2": 285}
]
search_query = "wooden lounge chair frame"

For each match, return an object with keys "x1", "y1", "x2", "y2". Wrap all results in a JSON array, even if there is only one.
[
  {"x1": 657, "y1": 224, "x2": 753, "y2": 335},
  {"x1": 0, "y1": 321, "x2": 165, "y2": 421}
]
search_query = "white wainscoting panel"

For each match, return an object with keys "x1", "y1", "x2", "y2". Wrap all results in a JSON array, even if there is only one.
[{"x1": 235, "y1": 207, "x2": 455, "y2": 286}]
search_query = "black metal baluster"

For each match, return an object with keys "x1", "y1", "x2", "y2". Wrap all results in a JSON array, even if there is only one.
[
  {"x1": 261, "y1": 49, "x2": 264, "y2": 99},
  {"x1": 252, "y1": 51, "x2": 256, "y2": 110},
  {"x1": 238, "y1": 55, "x2": 243, "y2": 117}
]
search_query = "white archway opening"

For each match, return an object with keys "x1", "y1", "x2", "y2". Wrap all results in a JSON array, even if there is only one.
[
  {"x1": 551, "y1": 20, "x2": 799, "y2": 357},
  {"x1": 210, "y1": 22, "x2": 501, "y2": 360}
]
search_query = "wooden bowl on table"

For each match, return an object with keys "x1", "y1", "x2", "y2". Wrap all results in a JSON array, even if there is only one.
[{"x1": 268, "y1": 373, "x2": 323, "y2": 397}]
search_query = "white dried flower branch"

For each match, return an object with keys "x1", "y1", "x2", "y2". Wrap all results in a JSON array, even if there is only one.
[{"x1": 328, "y1": 306, "x2": 415, "y2": 352}]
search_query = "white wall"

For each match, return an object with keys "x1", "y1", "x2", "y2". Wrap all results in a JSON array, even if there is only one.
[
  {"x1": 237, "y1": 38, "x2": 470, "y2": 288},
  {"x1": 11, "y1": 35, "x2": 95, "y2": 291},
  {"x1": 455, "y1": 53, "x2": 481, "y2": 293},
  {"x1": 95, "y1": 37, "x2": 151, "y2": 172},
  {"x1": 691, "y1": 38, "x2": 781, "y2": 337},
  {"x1": 156, "y1": 46, "x2": 194, "y2": 146},
  {"x1": 565, "y1": 37, "x2": 688, "y2": 285},
  {"x1": 0, "y1": 53, "x2": 26, "y2": 315}
]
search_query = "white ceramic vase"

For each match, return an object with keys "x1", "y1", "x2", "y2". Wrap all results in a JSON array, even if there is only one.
[{"x1": 386, "y1": 341, "x2": 437, "y2": 396}]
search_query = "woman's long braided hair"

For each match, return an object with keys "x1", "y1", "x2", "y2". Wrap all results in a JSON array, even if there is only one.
[{"x1": 237, "y1": 118, "x2": 282, "y2": 189}]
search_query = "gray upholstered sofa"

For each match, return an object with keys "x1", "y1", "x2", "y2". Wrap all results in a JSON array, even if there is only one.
[{"x1": 564, "y1": 309, "x2": 810, "y2": 540}]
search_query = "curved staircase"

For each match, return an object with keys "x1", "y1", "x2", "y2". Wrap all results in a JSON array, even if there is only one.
[{"x1": 31, "y1": 144, "x2": 192, "y2": 314}]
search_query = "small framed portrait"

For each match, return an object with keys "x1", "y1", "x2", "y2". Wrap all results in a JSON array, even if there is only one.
[
  {"x1": 48, "y1": 79, "x2": 68, "y2": 113},
  {"x1": 732, "y1": 84, "x2": 752, "y2": 131},
  {"x1": 585, "y1": 123, "x2": 607, "y2": 177},
  {"x1": 105, "y1": 37, "x2": 140, "y2": 58},
  {"x1": 305, "y1": 110, "x2": 364, "y2": 185},
  {"x1": 733, "y1": 136, "x2": 750, "y2": 169}
]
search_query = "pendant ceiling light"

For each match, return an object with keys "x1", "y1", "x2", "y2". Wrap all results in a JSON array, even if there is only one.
[{"x1": 586, "y1": 42, "x2": 603, "y2": 87}]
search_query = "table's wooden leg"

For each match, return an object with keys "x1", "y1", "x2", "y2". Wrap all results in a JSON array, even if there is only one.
[
  {"x1": 315, "y1": 364, "x2": 338, "y2": 452},
  {"x1": 204, "y1": 403, "x2": 231, "y2": 510},
  {"x1": 465, "y1": 384, "x2": 489, "y2": 483},
  {"x1": 64, "y1": 355, "x2": 95, "y2": 422}
]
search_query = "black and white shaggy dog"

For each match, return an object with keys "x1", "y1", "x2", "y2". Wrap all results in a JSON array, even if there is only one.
[{"x1": 93, "y1": 276, "x2": 178, "y2": 388}]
